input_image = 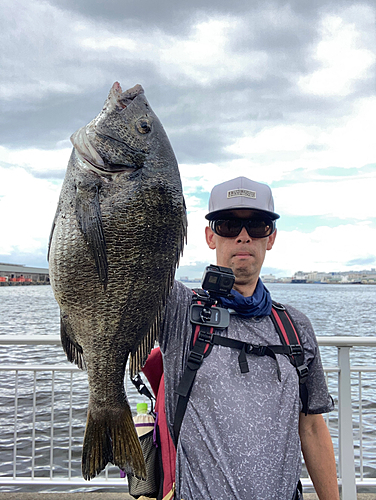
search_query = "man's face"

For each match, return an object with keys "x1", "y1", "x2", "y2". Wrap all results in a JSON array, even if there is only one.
[{"x1": 205, "y1": 209, "x2": 277, "y2": 291}]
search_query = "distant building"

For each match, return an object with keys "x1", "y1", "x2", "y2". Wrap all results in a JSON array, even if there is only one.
[
  {"x1": 291, "y1": 271, "x2": 307, "y2": 283},
  {"x1": 291, "y1": 269, "x2": 376, "y2": 284},
  {"x1": 178, "y1": 276, "x2": 201, "y2": 283},
  {"x1": 0, "y1": 263, "x2": 49, "y2": 285},
  {"x1": 306, "y1": 271, "x2": 328, "y2": 283},
  {"x1": 261, "y1": 274, "x2": 277, "y2": 283},
  {"x1": 347, "y1": 271, "x2": 376, "y2": 284}
]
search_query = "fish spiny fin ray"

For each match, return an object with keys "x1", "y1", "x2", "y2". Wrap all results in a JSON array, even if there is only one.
[
  {"x1": 60, "y1": 313, "x2": 86, "y2": 370},
  {"x1": 129, "y1": 208, "x2": 187, "y2": 378},
  {"x1": 129, "y1": 310, "x2": 161, "y2": 379}
]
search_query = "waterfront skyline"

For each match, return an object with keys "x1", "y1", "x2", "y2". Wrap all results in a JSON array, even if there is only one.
[
  {"x1": 1, "y1": 260, "x2": 375, "y2": 284},
  {"x1": 0, "y1": 0, "x2": 375, "y2": 277}
]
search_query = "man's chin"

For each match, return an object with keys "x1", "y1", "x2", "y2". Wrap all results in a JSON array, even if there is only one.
[{"x1": 234, "y1": 268, "x2": 255, "y2": 284}]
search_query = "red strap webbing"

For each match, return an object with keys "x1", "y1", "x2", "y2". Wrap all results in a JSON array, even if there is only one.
[
  {"x1": 192, "y1": 299, "x2": 214, "y2": 354},
  {"x1": 270, "y1": 306, "x2": 301, "y2": 346}
]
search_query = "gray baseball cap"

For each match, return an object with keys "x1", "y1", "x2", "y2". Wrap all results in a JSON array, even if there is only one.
[{"x1": 205, "y1": 176, "x2": 280, "y2": 220}]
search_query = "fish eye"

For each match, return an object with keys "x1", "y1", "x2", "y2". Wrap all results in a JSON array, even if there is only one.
[{"x1": 136, "y1": 118, "x2": 152, "y2": 134}]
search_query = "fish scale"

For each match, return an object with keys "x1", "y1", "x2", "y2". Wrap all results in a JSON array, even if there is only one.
[{"x1": 48, "y1": 82, "x2": 186, "y2": 480}]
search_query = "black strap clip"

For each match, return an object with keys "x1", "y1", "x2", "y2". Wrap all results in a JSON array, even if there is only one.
[
  {"x1": 297, "y1": 364, "x2": 309, "y2": 384},
  {"x1": 187, "y1": 350, "x2": 204, "y2": 367},
  {"x1": 289, "y1": 344, "x2": 304, "y2": 356},
  {"x1": 197, "y1": 330, "x2": 214, "y2": 344},
  {"x1": 248, "y1": 344, "x2": 267, "y2": 356}
]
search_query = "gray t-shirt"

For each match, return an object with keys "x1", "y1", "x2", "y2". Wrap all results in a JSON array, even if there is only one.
[{"x1": 159, "y1": 280, "x2": 333, "y2": 500}]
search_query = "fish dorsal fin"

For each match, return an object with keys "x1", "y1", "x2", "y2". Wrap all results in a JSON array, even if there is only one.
[
  {"x1": 129, "y1": 202, "x2": 187, "y2": 378},
  {"x1": 129, "y1": 309, "x2": 162, "y2": 379}
]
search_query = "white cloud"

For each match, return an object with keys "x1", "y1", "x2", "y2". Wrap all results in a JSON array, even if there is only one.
[
  {"x1": 0, "y1": 146, "x2": 71, "y2": 176},
  {"x1": 77, "y1": 16, "x2": 268, "y2": 87},
  {"x1": 179, "y1": 209, "x2": 214, "y2": 267},
  {"x1": 321, "y1": 97, "x2": 376, "y2": 169},
  {"x1": 227, "y1": 125, "x2": 314, "y2": 155},
  {"x1": 81, "y1": 36, "x2": 137, "y2": 51},
  {"x1": 0, "y1": 166, "x2": 61, "y2": 255},
  {"x1": 225, "y1": 96, "x2": 376, "y2": 174},
  {"x1": 180, "y1": 162, "x2": 242, "y2": 198},
  {"x1": 274, "y1": 168, "x2": 376, "y2": 220},
  {"x1": 158, "y1": 18, "x2": 268, "y2": 85},
  {"x1": 267, "y1": 223, "x2": 376, "y2": 275},
  {"x1": 298, "y1": 12, "x2": 375, "y2": 96}
]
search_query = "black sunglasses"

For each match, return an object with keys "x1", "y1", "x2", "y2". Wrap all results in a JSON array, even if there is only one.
[{"x1": 210, "y1": 217, "x2": 275, "y2": 238}]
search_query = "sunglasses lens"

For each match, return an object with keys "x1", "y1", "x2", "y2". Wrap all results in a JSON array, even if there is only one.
[
  {"x1": 245, "y1": 219, "x2": 274, "y2": 238},
  {"x1": 212, "y1": 218, "x2": 274, "y2": 238},
  {"x1": 213, "y1": 220, "x2": 243, "y2": 237}
]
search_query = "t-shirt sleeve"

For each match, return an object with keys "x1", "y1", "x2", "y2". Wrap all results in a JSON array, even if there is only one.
[{"x1": 287, "y1": 305, "x2": 334, "y2": 414}]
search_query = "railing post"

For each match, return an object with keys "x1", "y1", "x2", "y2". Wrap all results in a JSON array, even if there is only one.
[{"x1": 338, "y1": 346, "x2": 357, "y2": 500}]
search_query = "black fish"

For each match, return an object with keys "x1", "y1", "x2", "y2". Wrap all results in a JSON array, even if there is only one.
[{"x1": 48, "y1": 82, "x2": 187, "y2": 480}]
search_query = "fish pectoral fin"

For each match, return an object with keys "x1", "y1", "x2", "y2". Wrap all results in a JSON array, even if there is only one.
[
  {"x1": 47, "y1": 202, "x2": 61, "y2": 262},
  {"x1": 60, "y1": 313, "x2": 86, "y2": 370},
  {"x1": 75, "y1": 183, "x2": 108, "y2": 290}
]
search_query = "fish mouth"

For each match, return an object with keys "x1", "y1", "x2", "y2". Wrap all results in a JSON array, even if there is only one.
[
  {"x1": 81, "y1": 156, "x2": 138, "y2": 176},
  {"x1": 115, "y1": 83, "x2": 145, "y2": 108},
  {"x1": 71, "y1": 82, "x2": 147, "y2": 176},
  {"x1": 72, "y1": 129, "x2": 140, "y2": 176}
]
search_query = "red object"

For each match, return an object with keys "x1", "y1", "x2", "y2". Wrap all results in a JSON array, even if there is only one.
[
  {"x1": 142, "y1": 348, "x2": 176, "y2": 500},
  {"x1": 270, "y1": 307, "x2": 301, "y2": 345}
]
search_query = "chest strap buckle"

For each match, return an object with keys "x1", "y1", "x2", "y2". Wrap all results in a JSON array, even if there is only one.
[
  {"x1": 197, "y1": 330, "x2": 214, "y2": 344},
  {"x1": 297, "y1": 364, "x2": 309, "y2": 383}
]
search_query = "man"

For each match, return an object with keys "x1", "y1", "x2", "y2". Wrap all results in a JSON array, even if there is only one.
[{"x1": 158, "y1": 176, "x2": 339, "y2": 500}]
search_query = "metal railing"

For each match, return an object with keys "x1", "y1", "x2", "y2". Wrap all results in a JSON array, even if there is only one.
[{"x1": 0, "y1": 335, "x2": 375, "y2": 499}]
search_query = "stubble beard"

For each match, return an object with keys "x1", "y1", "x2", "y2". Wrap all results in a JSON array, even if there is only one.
[
  {"x1": 233, "y1": 264, "x2": 258, "y2": 287},
  {"x1": 231, "y1": 266, "x2": 261, "y2": 296}
]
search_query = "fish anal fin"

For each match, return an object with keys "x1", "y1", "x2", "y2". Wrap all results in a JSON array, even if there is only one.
[
  {"x1": 82, "y1": 405, "x2": 146, "y2": 480},
  {"x1": 75, "y1": 181, "x2": 108, "y2": 290},
  {"x1": 60, "y1": 314, "x2": 86, "y2": 370}
]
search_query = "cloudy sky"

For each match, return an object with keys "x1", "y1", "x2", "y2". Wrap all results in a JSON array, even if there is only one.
[{"x1": 0, "y1": 0, "x2": 375, "y2": 279}]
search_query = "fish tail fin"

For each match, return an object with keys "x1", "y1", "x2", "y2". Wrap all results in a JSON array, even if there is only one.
[{"x1": 82, "y1": 404, "x2": 146, "y2": 480}]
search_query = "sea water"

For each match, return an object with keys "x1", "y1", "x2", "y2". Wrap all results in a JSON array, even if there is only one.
[{"x1": 0, "y1": 283, "x2": 375, "y2": 492}]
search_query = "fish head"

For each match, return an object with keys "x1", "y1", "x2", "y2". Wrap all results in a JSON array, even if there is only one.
[{"x1": 71, "y1": 82, "x2": 176, "y2": 176}]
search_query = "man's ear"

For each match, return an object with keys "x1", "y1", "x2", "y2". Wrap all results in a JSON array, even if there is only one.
[
  {"x1": 266, "y1": 229, "x2": 277, "y2": 251},
  {"x1": 205, "y1": 226, "x2": 216, "y2": 250}
]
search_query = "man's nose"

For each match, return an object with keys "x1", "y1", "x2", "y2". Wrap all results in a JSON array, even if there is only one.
[{"x1": 236, "y1": 226, "x2": 251, "y2": 242}]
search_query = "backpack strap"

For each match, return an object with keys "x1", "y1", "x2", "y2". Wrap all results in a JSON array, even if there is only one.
[
  {"x1": 270, "y1": 301, "x2": 309, "y2": 414},
  {"x1": 173, "y1": 297, "x2": 311, "y2": 441},
  {"x1": 173, "y1": 293, "x2": 215, "y2": 442}
]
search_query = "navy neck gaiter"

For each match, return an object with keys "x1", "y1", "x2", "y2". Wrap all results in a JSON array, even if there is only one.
[{"x1": 218, "y1": 278, "x2": 272, "y2": 318}]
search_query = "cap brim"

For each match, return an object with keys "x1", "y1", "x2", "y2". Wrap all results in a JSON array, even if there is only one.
[{"x1": 205, "y1": 208, "x2": 280, "y2": 221}]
